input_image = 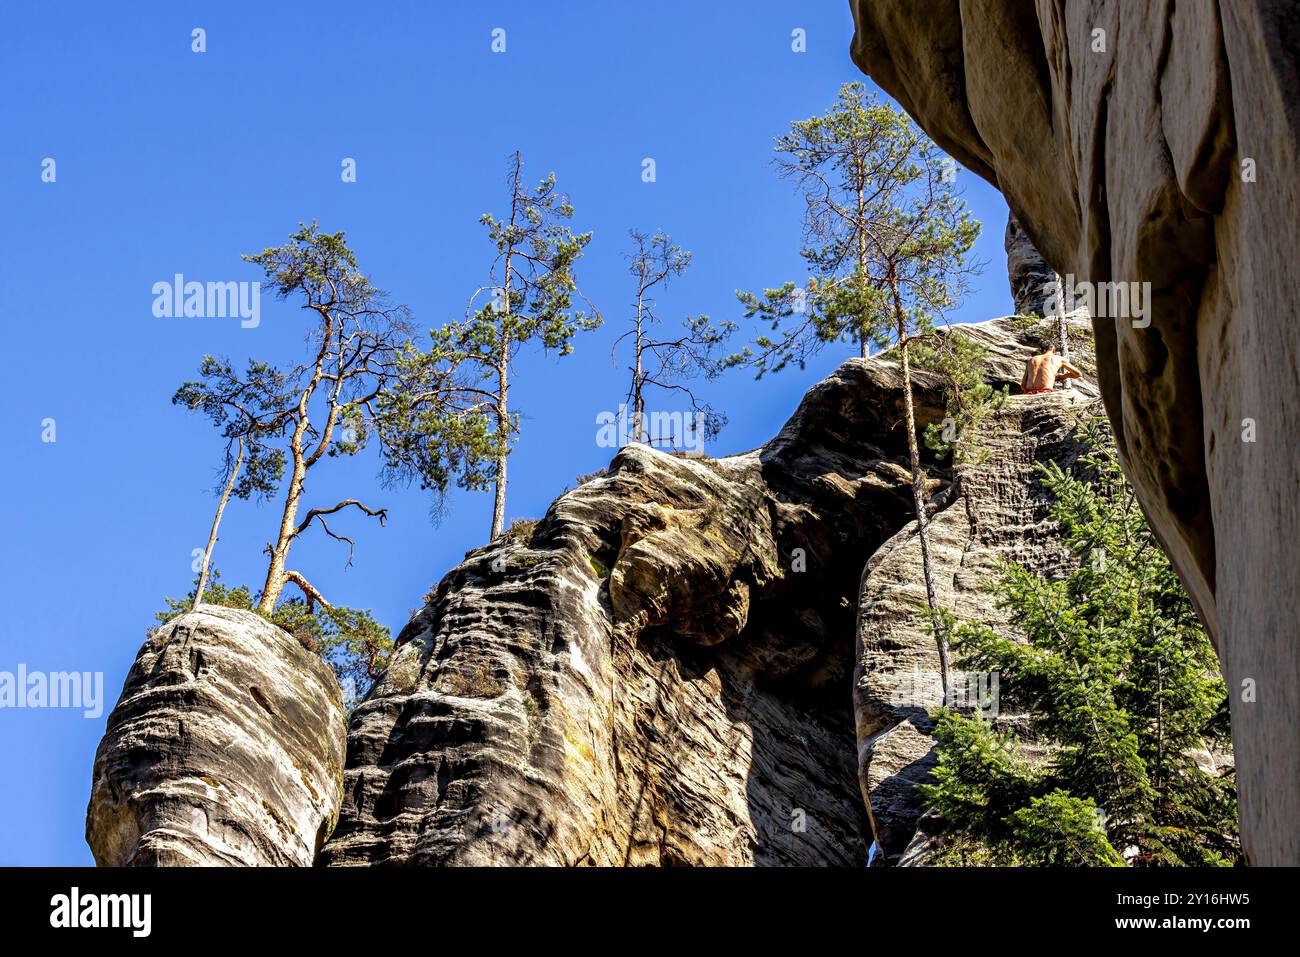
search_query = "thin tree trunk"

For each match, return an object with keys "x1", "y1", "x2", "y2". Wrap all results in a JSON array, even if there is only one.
[
  {"x1": 856, "y1": 157, "x2": 870, "y2": 359},
  {"x1": 193, "y1": 437, "x2": 244, "y2": 610},
  {"x1": 258, "y1": 459, "x2": 305, "y2": 614},
  {"x1": 491, "y1": 339, "x2": 509, "y2": 540},
  {"x1": 1054, "y1": 271, "x2": 1071, "y2": 391},
  {"x1": 489, "y1": 154, "x2": 523, "y2": 542},
  {"x1": 491, "y1": 454, "x2": 507, "y2": 539},
  {"x1": 259, "y1": 418, "x2": 315, "y2": 614},
  {"x1": 633, "y1": 296, "x2": 645, "y2": 443},
  {"x1": 893, "y1": 280, "x2": 951, "y2": 706},
  {"x1": 258, "y1": 323, "x2": 334, "y2": 614},
  {"x1": 855, "y1": 163, "x2": 883, "y2": 860}
]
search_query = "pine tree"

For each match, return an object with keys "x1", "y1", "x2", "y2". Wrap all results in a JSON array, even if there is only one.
[
  {"x1": 401, "y1": 152, "x2": 599, "y2": 540},
  {"x1": 920, "y1": 417, "x2": 1239, "y2": 866},
  {"x1": 176, "y1": 222, "x2": 415, "y2": 615},
  {"x1": 731, "y1": 82, "x2": 980, "y2": 702},
  {"x1": 612, "y1": 230, "x2": 733, "y2": 446},
  {"x1": 173, "y1": 222, "x2": 483, "y2": 706}
]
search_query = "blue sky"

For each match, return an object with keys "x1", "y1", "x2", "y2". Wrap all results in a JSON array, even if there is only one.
[{"x1": 0, "y1": 1, "x2": 1011, "y2": 865}]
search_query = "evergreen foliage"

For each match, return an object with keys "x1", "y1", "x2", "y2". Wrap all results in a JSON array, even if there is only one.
[
  {"x1": 156, "y1": 569, "x2": 393, "y2": 711},
  {"x1": 921, "y1": 418, "x2": 1239, "y2": 866}
]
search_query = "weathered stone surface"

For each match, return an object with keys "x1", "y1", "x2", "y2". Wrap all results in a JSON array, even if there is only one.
[
  {"x1": 856, "y1": 385, "x2": 1101, "y2": 863},
  {"x1": 86, "y1": 605, "x2": 347, "y2": 866},
  {"x1": 322, "y1": 375, "x2": 911, "y2": 866},
  {"x1": 321, "y1": 316, "x2": 1090, "y2": 866},
  {"x1": 849, "y1": 0, "x2": 1300, "y2": 866},
  {"x1": 1005, "y1": 212, "x2": 1055, "y2": 318},
  {"x1": 88, "y1": 317, "x2": 1110, "y2": 867}
]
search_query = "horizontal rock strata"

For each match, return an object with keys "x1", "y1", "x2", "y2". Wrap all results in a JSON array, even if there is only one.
[{"x1": 87, "y1": 605, "x2": 346, "y2": 866}]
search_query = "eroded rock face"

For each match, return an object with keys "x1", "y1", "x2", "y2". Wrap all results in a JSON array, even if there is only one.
[
  {"x1": 92, "y1": 318, "x2": 1113, "y2": 867},
  {"x1": 322, "y1": 363, "x2": 921, "y2": 865},
  {"x1": 1005, "y1": 213, "x2": 1055, "y2": 318},
  {"x1": 321, "y1": 316, "x2": 1089, "y2": 866},
  {"x1": 87, "y1": 605, "x2": 347, "y2": 866},
  {"x1": 849, "y1": 0, "x2": 1300, "y2": 866},
  {"x1": 853, "y1": 313, "x2": 1100, "y2": 863},
  {"x1": 856, "y1": 386, "x2": 1102, "y2": 862}
]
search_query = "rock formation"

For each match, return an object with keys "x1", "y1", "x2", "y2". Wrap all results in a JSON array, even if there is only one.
[
  {"x1": 89, "y1": 311, "x2": 1116, "y2": 867},
  {"x1": 86, "y1": 605, "x2": 347, "y2": 866},
  {"x1": 1005, "y1": 213, "x2": 1055, "y2": 318},
  {"x1": 848, "y1": 0, "x2": 1300, "y2": 866},
  {"x1": 321, "y1": 369, "x2": 908, "y2": 865},
  {"x1": 320, "y1": 315, "x2": 1099, "y2": 866},
  {"x1": 856, "y1": 381, "x2": 1100, "y2": 863}
]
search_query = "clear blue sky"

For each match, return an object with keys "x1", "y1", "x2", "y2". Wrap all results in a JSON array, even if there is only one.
[{"x1": 0, "y1": 1, "x2": 1011, "y2": 865}]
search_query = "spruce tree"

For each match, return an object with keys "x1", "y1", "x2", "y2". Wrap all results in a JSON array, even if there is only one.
[{"x1": 920, "y1": 417, "x2": 1239, "y2": 866}]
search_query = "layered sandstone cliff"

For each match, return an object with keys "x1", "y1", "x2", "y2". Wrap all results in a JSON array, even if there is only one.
[
  {"x1": 320, "y1": 316, "x2": 1099, "y2": 866},
  {"x1": 88, "y1": 316, "x2": 1108, "y2": 867},
  {"x1": 848, "y1": 0, "x2": 1300, "y2": 865},
  {"x1": 857, "y1": 386, "x2": 1101, "y2": 863},
  {"x1": 321, "y1": 363, "x2": 913, "y2": 865},
  {"x1": 1005, "y1": 213, "x2": 1056, "y2": 318},
  {"x1": 86, "y1": 605, "x2": 347, "y2": 866}
]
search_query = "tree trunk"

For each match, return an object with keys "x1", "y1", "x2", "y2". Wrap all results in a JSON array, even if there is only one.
[
  {"x1": 489, "y1": 160, "x2": 523, "y2": 542},
  {"x1": 258, "y1": 399, "x2": 317, "y2": 614},
  {"x1": 632, "y1": 288, "x2": 647, "y2": 444},
  {"x1": 893, "y1": 282, "x2": 951, "y2": 706},
  {"x1": 491, "y1": 336, "x2": 509, "y2": 541},
  {"x1": 257, "y1": 312, "x2": 337, "y2": 614},
  {"x1": 193, "y1": 437, "x2": 244, "y2": 610},
  {"x1": 632, "y1": 346, "x2": 645, "y2": 445},
  {"x1": 1054, "y1": 271, "x2": 1072, "y2": 391},
  {"x1": 856, "y1": 166, "x2": 870, "y2": 360},
  {"x1": 257, "y1": 461, "x2": 305, "y2": 615}
]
